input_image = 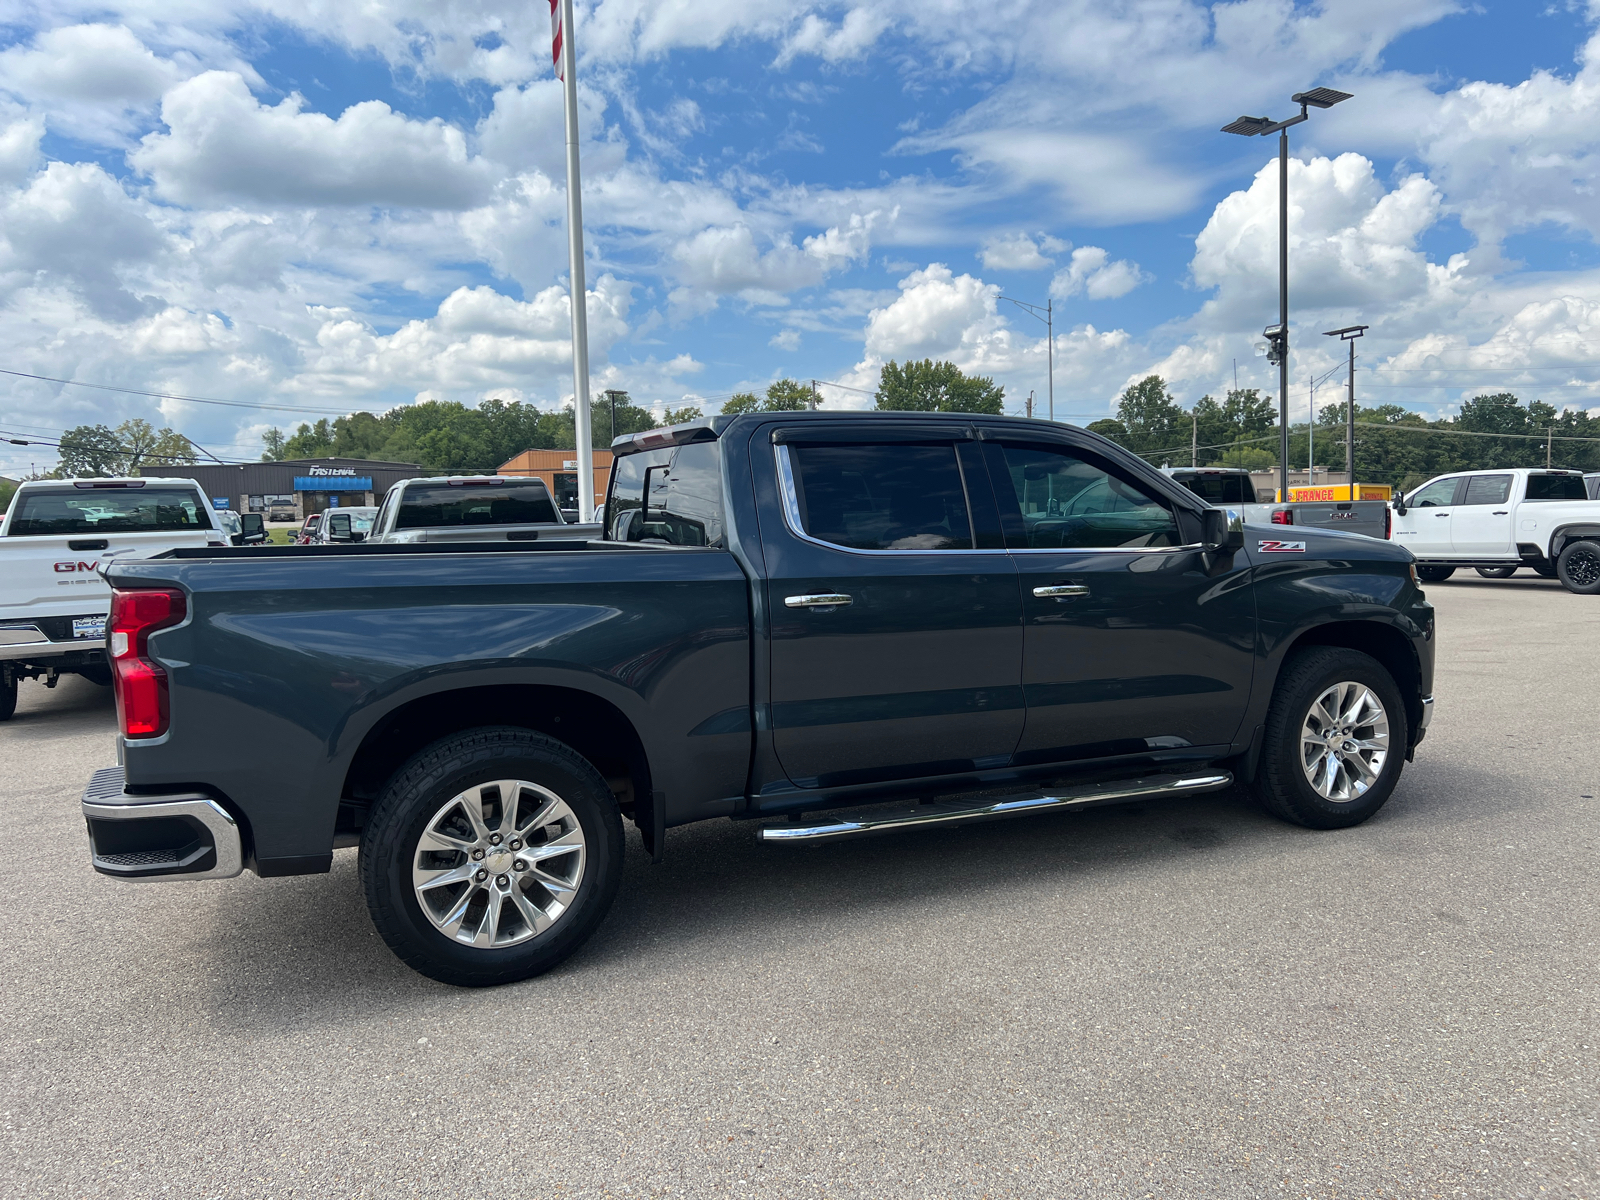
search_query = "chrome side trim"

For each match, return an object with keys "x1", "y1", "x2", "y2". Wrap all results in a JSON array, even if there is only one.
[
  {"x1": 773, "y1": 444, "x2": 1205, "y2": 558},
  {"x1": 82, "y1": 796, "x2": 244, "y2": 882},
  {"x1": 760, "y1": 771, "x2": 1234, "y2": 842},
  {"x1": 0, "y1": 626, "x2": 49, "y2": 646},
  {"x1": 1415, "y1": 694, "x2": 1434, "y2": 744}
]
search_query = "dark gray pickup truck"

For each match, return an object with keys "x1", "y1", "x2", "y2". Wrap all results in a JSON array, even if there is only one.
[{"x1": 83, "y1": 412, "x2": 1436, "y2": 986}]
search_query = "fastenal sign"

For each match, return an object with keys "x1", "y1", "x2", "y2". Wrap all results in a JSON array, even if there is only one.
[{"x1": 305, "y1": 466, "x2": 359, "y2": 476}]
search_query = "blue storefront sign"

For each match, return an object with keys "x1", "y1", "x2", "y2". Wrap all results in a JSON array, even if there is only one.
[
  {"x1": 293, "y1": 476, "x2": 372, "y2": 492},
  {"x1": 212, "y1": 497, "x2": 230, "y2": 509}
]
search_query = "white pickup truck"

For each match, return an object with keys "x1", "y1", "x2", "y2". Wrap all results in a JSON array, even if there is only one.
[
  {"x1": 0, "y1": 477, "x2": 227, "y2": 718},
  {"x1": 1390, "y1": 468, "x2": 1600, "y2": 593},
  {"x1": 368, "y1": 475, "x2": 600, "y2": 544}
]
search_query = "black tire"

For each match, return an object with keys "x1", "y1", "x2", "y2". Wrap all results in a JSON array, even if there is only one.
[
  {"x1": 1533, "y1": 563, "x2": 1558, "y2": 579},
  {"x1": 1475, "y1": 566, "x2": 1517, "y2": 579},
  {"x1": 1416, "y1": 565, "x2": 1455, "y2": 583},
  {"x1": 0, "y1": 674, "x2": 15, "y2": 722},
  {"x1": 1556, "y1": 539, "x2": 1600, "y2": 595},
  {"x1": 76, "y1": 664, "x2": 112, "y2": 686},
  {"x1": 361, "y1": 727, "x2": 624, "y2": 987},
  {"x1": 1252, "y1": 647, "x2": 1409, "y2": 830}
]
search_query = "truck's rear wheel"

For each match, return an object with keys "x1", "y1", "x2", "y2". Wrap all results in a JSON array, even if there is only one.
[
  {"x1": 361, "y1": 727, "x2": 624, "y2": 987},
  {"x1": 1416, "y1": 565, "x2": 1455, "y2": 583},
  {"x1": 1252, "y1": 647, "x2": 1408, "y2": 830},
  {"x1": 1556, "y1": 539, "x2": 1600, "y2": 595},
  {"x1": 1475, "y1": 566, "x2": 1517, "y2": 579},
  {"x1": 0, "y1": 673, "x2": 15, "y2": 722}
]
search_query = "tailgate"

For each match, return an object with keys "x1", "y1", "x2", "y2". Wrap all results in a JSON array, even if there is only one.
[
  {"x1": 1287, "y1": 502, "x2": 1388, "y2": 539},
  {"x1": 0, "y1": 531, "x2": 215, "y2": 620}
]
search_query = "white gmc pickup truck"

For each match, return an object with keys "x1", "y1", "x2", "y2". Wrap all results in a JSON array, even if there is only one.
[
  {"x1": 0, "y1": 477, "x2": 226, "y2": 718},
  {"x1": 1390, "y1": 468, "x2": 1600, "y2": 593}
]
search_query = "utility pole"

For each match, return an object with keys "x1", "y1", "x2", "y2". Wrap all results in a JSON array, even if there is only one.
[
  {"x1": 808, "y1": 380, "x2": 818, "y2": 411},
  {"x1": 1307, "y1": 373, "x2": 1314, "y2": 487},
  {"x1": 1547, "y1": 427, "x2": 1553, "y2": 469},
  {"x1": 554, "y1": 0, "x2": 595, "y2": 520},
  {"x1": 1026, "y1": 390, "x2": 1034, "y2": 419},
  {"x1": 1000, "y1": 296, "x2": 1053, "y2": 421},
  {"x1": 1323, "y1": 325, "x2": 1367, "y2": 493},
  {"x1": 1191, "y1": 413, "x2": 1198, "y2": 467}
]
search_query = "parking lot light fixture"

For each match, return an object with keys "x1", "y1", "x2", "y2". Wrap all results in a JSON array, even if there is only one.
[
  {"x1": 1223, "y1": 87, "x2": 1352, "y2": 500},
  {"x1": 1323, "y1": 324, "x2": 1368, "y2": 484}
]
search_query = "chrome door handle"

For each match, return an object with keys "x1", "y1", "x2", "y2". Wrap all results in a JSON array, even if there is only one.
[
  {"x1": 1033, "y1": 584, "x2": 1090, "y2": 599},
  {"x1": 785, "y1": 593, "x2": 853, "y2": 608}
]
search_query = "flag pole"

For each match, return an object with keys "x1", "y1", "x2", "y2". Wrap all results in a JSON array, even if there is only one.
[{"x1": 556, "y1": 0, "x2": 594, "y2": 521}]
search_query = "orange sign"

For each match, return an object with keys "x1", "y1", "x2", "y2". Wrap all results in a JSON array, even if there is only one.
[{"x1": 1283, "y1": 483, "x2": 1393, "y2": 503}]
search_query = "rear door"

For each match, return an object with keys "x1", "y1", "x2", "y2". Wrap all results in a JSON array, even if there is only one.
[
  {"x1": 1391, "y1": 475, "x2": 1463, "y2": 555},
  {"x1": 1450, "y1": 474, "x2": 1516, "y2": 555},
  {"x1": 980, "y1": 434, "x2": 1255, "y2": 763},
  {"x1": 757, "y1": 426, "x2": 1024, "y2": 789}
]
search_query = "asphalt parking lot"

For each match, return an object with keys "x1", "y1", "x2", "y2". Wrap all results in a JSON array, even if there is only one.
[{"x1": 2, "y1": 576, "x2": 1596, "y2": 1200}]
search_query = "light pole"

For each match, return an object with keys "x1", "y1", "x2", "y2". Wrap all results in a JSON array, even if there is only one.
[
  {"x1": 1323, "y1": 325, "x2": 1367, "y2": 491},
  {"x1": 1223, "y1": 86, "x2": 1352, "y2": 501},
  {"x1": 1001, "y1": 295, "x2": 1053, "y2": 422}
]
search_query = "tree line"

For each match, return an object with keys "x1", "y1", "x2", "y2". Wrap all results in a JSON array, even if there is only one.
[{"x1": 1090, "y1": 376, "x2": 1600, "y2": 492}]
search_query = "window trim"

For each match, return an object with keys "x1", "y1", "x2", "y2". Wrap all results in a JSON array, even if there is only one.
[{"x1": 773, "y1": 443, "x2": 1204, "y2": 557}]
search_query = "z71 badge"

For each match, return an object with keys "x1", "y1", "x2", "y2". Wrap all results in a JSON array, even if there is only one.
[{"x1": 1257, "y1": 539, "x2": 1307, "y2": 553}]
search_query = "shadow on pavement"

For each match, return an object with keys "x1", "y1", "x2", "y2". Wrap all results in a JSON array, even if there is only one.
[{"x1": 4, "y1": 674, "x2": 116, "y2": 740}]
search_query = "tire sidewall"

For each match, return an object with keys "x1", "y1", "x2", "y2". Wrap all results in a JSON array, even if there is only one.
[
  {"x1": 1557, "y1": 539, "x2": 1600, "y2": 595},
  {"x1": 364, "y1": 732, "x2": 623, "y2": 985},
  {"x1": 1260, "y1": 649, "x2": 1409, "y2": 829}
]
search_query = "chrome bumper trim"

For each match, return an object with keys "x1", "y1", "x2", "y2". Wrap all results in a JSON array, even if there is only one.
[
  {"x1": 761, "y1": 771, "x2": 1234, "y2": 843},
  {"x1": 0, "y1": 626, "x2": 49, "y2": 646},
  {"x1": 1415, "y1": 694, "x2": 1434, "y2": 743},
  {"x1": 81, "y1": 767, "x2": 243, "y2": 882}
]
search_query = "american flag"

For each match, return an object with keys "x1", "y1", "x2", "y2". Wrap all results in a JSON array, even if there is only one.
[{"x1": 549, "y1": 0, "x2": 564, "y2": 80}]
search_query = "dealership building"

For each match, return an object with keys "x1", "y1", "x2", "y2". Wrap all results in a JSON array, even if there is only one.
[{"x1": 146, "y1": 458, "x2": 429, "y2": 519}]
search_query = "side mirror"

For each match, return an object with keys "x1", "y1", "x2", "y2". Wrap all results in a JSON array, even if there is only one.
[
  {"x1": 1392, "y1": 495, "x2": 1408, "y2": 516},
  {"x1": 1202, "y1": 508, "x2": 1245, "y2": 553},
  {"x1": 350, "y1": 531, "x2": 366, "y2": 544},
  {"x1": 327, "y1": 514, "x2": 353, "y2": 541}
]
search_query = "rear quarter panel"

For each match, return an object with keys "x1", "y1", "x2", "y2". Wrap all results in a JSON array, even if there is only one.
[{"x1": 110, "y1": 548, "x2": 751, "y2": 866}]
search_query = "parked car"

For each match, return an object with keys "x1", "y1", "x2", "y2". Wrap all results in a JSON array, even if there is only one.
[
  {"x1": 311, "y1": 506, "x2": 378, "y2": 544},
  {"x1": 82, "y1": 412, "x2": 1435, "y2": 986},
  {"x1": 1163, "y1": 467, "x2": 1390, "y2": 541},
  {"x1": 368, "y1": 475, "x2": 600, "y2": 543},
  {"x1": 0, "y1": 477, "x2": 227, "y2": 718},
  {"x1": 267, "y1": 500, "x2": 297, "y2": 523},
  {"x1": 1390, "y1": 468, "x2": 1600, "y2": 592},
  {"x1": 294, "y1": 513, "x2": 322, "y2": 545}
]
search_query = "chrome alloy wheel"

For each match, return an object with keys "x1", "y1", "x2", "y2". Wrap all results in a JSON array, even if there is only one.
[
  {"x1": 411, "y1": 778, "x2": 586, "y2": 949},
  {"x1": 1299, "y1": 682, "x2": 1390, "y2": 803}
]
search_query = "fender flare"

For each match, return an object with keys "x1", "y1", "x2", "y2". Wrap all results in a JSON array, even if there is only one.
[{"x1": 1549, "y1": 524, "x2": 1600, "y2": 560}]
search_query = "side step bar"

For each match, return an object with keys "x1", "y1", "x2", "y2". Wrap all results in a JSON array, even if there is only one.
[{"x1": 760, "y1": 771, "x2": 1234, "y2": 843}]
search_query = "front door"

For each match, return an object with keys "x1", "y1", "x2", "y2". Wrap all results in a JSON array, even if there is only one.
[
  {"x1": 759, "y1": 432, "x2": 1024, "y2": 789},
  {"x1": 980, "y1": 436, "x2": 1256, "y2": 764},
  {"x1": 1450, "y1": 474, "x2": 1515, "y2": 555},
  {"x1": 1391, "y1": 475, "x2": 1462, "y2": 555}
]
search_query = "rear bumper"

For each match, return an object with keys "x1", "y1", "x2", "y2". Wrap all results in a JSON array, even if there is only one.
[{"x1": 81, "y1": 766, "x2": 243, "y2": 882}]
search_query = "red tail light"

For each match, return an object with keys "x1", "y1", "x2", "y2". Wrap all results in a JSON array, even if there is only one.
[
  {"x1": 1384, "y1": 505, "x2": 1392, "y2": 539},
  {"x1": 1270, "y1": 509, "x2": 1294, "y2": 525},
  {"x1": 109, "y1": 588, "x2": 186, "y2": 738}
]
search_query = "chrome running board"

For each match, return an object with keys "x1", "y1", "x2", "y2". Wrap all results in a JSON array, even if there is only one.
[{"x1": 760, "y1": 771, "x2": 1234, "y2": 843}]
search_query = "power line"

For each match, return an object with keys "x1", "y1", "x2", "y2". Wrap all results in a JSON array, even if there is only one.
[{"x1": 1, "y1": 369, "x2": 369, "y2": 416}]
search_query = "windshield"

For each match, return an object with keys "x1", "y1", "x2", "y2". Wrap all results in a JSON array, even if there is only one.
[
  {"x1": 6, "y1": 486, "x2": 213, "y2": 535},
  {"x1": 1525, "y1": 474, "x2": 1587, "y2": 501},
  {"x1": 396, "y1": 480, "x2": 560, "y2": 529}
]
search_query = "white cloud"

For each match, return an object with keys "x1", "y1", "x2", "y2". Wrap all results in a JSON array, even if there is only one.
[
  {"x1": 776, "y1": 9, "x2": 892, "y2": 66},
  {"x1": 769, "y1": 328, "x2": 801, "y2": 351},
  {"x1": 671, "y1": 210, "x2": 884, "y2": 302},
  {"x1": 979, "y1": 232, "x2": 1065, "y2": 271},
  {"x1": 131, "y1": 71, "x2": 495, "y2": 209},
  {"x1": 0, "y1": 24, "x2": 188, "y2": 145},
  {"x1": 0, "y1": 118, "x2": 44, "y2": 185},
  {"x1": 1050, "y1": 246, "x2": 1147, "y2": 300}
]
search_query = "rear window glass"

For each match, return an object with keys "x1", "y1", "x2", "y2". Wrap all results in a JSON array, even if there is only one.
[
  {"x1": 6, "y1": 487, "x2": 212, "y2": 535},
  {"x1": 1525, "y1": 474, "x2": 1587, "y2": 501},
  {"x1": 606, "y1": 442, "x2": 725, "y2": 547},
  {"x1": 395, "y1": 481, "x2": 559, "y2": 529},
  {"x1": 784, "y1": 443, "x2": 973, "y2": 551},
  {"x1": 1173, "y1": 473, "x2": 1254, "y2": 504}
]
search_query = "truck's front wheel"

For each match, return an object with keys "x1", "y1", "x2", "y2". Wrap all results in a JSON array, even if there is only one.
[
  {"x1": 361, "y1": 727, "x2": 624, "y2": 987},
  {"x1": 1252, "y1": 647, "x2": 1409, "y2": 830},
  {"x1": 1416, "y1": 565, "x2": 1455, "y2": 583},
  {"x1": 1556, "y1": 539, "x2": 1600, "y2": 595}
]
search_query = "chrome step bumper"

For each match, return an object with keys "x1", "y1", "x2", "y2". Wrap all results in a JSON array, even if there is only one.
[
  {"x1": 760, "y1": 771, "x2": 1235, "y2": 843},
  {"x1": 82, "y1": 766, "x2": 243, "y2": 882}
]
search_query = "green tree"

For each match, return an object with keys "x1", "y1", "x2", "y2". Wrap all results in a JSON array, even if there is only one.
[
  {"x1": 764, "y1": 379, "x2": 814, "y2": 410},
  {"x1": 1084, "y1": 418, "x2": 1128, "y2": 443},
  {"x1": 1218, "y1": 446, "x2": 1274, "y2": 470},
  {"x1": 1115, "y1": 376, "x2": 1188, "y2": 456},
  {"x1": 720, "y1": 392, "x2": 762, "y2": 416},
  {"x1": 875, "y1": 359, "x2": 1004, "y2": 414},
  {"x1": 281, "y1": 419, "x2": 336, "y2": 459},
  {"x1": 114, "y1": 419, "x2": 195, "y2": 473},
  {"x1": 592, "y1": 391, "x2": 660, "y2": 447},
  {"x1": 261, "y1": 427, "x2": 288, "y2": 461},
  {"x1": 0, "y1": 476, "x2": 18, "y2": 514},
  {"x1": 661, "y1": 405, "x2": 703, "y2": 425},
  {"x1": 56, "y1": 424, "x2": 125, "y2": 477}
]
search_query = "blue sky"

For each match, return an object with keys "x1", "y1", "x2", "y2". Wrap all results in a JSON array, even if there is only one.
[{"x1": 2, "y1": 0, "x2": 1600, "y2": 472}]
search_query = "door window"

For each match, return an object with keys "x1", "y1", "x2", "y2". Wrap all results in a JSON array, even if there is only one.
[
  {"x1": 1462, "y1": 475, "x2": 1512, "y2": 506},
  {"x1": 1410, "y1": 477, "x2": 1461, "y2": 508},
  {"x1": 780, "y1": 443, "x2": 974, "y2": 551},
  {"x1": 995, "y1": 445, "x2": 1181, "y2": 549},
  {"x1": 606, "y1": 441, "x2": 725, "y2": 546}
]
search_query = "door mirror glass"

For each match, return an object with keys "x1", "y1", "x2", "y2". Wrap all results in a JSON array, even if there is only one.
[{"x1": 327, "y1": 512, "x2": 353, "y2": 540}]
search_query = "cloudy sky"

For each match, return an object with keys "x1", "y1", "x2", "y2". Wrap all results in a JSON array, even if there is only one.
[{"x1": 1, "y1": 0, "x2": 1598, "y2": 472}]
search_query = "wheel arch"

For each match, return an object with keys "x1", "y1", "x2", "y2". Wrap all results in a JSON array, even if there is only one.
[
  {"x1": 1550, "y1": 524, "x2": 1600, "y2": 559},
  {"x1": 1279, "y1": 619, "x2": 1423, "y2": 744},
  {"x1": 341, "y1": 684, "x2": 654, "y2": 848}
]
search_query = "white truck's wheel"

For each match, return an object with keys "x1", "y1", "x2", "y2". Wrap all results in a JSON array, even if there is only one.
[{"x1": 1556, "y1": 539, "x2": 1600, "y2": 595}]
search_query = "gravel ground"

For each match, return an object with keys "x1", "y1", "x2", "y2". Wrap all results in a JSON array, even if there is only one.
[{"x1": 1, "y1": 574, "x2": 1596, "y2": 1200}]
